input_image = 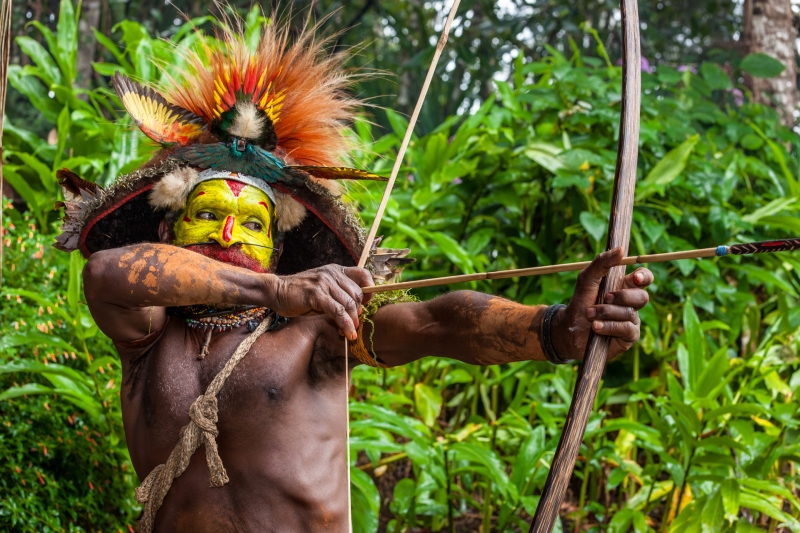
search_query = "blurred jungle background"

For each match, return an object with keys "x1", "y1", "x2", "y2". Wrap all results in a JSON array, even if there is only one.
[{"x1": 1, "y1": 0, "x2": 800, "y2": 531}]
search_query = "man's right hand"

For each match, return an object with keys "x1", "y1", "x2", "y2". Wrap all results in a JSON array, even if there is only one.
[{"x1": 267, "y1": 265, "x2": 374, "y2": 341}]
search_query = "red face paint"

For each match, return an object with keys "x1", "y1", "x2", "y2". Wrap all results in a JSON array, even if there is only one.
[
  {"x1": 259, "y1": 201, "x2": 272, "y2": 238},
  {"x1": 225, "y1": 179, "x2": 247, "y2": 197},
  {"x1": 222, "y1": 215, "x2": 234, "y2": 242},
  {"x1": 196, "y1": 191, "x2": 205, "y2": 196},
  {"x1": 183, "y1": 216, "x2": 191, "y2": 223}
]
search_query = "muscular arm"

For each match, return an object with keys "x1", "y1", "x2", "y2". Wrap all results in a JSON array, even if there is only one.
[
  {"x1": 364, "y1": 249, "x2": 654, "y2": 367},
  {"x1": 84, "y1": 243, "x2": 373, "y2": 343},
  {"x1": 83, "y1": 244, "x2": 275, "y2": 343},
  {"x1": 367, "y1": 292, "x2": 548, "y2": 366}
]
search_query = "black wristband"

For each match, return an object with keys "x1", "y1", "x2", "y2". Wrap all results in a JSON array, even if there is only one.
[{"x1": 540, "y1": 304, "x2": 572, "y2": 365}]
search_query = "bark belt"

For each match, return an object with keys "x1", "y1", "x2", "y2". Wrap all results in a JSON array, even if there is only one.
[{"x1": 134, "y1": 314, "x2": 275, "y2": 533}]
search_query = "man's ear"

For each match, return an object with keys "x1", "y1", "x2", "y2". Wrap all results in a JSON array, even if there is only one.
[{"x1": 158, "y1": 218, "x2": 173, "y2": 243}]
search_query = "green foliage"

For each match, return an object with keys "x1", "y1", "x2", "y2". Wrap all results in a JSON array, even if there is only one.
[
  {"x1": 2, "y1": 14, "x2": 799, "y2": 533},
  {"x1": 2, "y1": 0, "x2": 231, "y2": 232},
  {"x1": 740, "y1": 53, "x2": 787, "y2": 79},
  {"x1": 344, "y1": 44, "x2": 800, "y2": 531},
  {"x1": 0, "y1": 210, "x2": 137, "y2": 531}
]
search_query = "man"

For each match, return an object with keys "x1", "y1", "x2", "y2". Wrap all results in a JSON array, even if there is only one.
[{"x1": 57, "y1": 17, "x2": 652, "y2": 533}]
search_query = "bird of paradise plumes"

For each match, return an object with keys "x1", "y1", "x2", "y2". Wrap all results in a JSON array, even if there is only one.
[{"x1": 160, "y1": 4, "x2": 364, "y2": 170}]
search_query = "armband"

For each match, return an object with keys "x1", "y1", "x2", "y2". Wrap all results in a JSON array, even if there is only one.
[
  {"x1": 348, "y1": 321, "x2": 388, "y2": 368},
  {"x1": 346, "y1": 289, "x2": 419, "y2": 368}
]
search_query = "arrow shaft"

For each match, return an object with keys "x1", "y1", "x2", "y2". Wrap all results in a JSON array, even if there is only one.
[
  {"x1": 362, "y1": 247, "x2": 718, "y2": 293},
  {"x1": 363, "y1": 237, "x2": 800, "y2": 294}
]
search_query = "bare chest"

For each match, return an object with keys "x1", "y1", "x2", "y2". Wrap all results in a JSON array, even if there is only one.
[{"x1": 119, "y1": 316, "x2": 347, "y2": 473}]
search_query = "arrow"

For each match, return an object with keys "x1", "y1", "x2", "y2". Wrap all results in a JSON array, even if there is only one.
[{"x1": 363, "y1": 238, "x2": 800, "y2": 294}]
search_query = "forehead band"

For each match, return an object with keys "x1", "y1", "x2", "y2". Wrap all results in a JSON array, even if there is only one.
[{"x1": 196, "y1": 169, "x2": 277, "y2": 206}]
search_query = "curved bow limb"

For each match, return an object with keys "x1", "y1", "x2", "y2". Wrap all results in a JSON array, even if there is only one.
[{"x1": 528, "y1": 0, "x2": 642, "y2": 530}]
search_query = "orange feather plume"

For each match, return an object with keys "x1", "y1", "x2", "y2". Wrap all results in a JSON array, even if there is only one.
[{"x1": 161, "y1": 10, "x2": 360, "y2": 167}]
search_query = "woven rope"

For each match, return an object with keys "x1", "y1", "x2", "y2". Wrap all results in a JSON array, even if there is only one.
[{"x1": 135, "y1": 316, "x2": 273, "y2": 533}]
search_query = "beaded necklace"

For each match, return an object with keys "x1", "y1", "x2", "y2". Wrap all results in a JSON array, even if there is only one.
[
  {"x1": 183, "y1": 306, "x2": 270, "y2": 333},
  {"x1": 171, "y1": 305, "x2": 272, "y2": 360}
]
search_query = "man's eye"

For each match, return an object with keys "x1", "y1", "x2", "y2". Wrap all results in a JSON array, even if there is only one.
[
  {"x1": 244, "y1": 222, "x2": 263, "y2": 232},
  {"x1": 197, "y1": 212, "x2": 217, "y2": 221}
]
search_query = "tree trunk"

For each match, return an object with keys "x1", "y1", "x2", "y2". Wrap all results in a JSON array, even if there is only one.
[
  {"x1": 742, "y1": 0, "x2": 797, "y2": 126},
  {"x1": 76, "y1": 0, "x2": 101, "y2": 89}
]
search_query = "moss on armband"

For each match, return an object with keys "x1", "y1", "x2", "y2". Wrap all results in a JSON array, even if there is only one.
[{"x1": 348, "y1": 290, "x2": 418, "y2": 368}]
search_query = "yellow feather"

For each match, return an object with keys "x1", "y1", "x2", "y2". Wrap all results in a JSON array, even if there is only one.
[{"x1": 255, "y1": 70, "x2": 267, "y2": 94}]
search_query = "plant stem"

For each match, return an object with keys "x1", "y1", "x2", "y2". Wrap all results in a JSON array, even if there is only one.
[
  {"x1": 574, "y1": 438, "x2": 593, "y2": 533},
  {"x1": 445, "y1": 448, "x2": 455, "y2": 533}
]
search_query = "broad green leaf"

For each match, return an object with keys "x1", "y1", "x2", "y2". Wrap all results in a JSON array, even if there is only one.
[
  {"x1": 92, "y1": 28, "x2": 135, "y2": 72},
  {"x1": 608, "y1": 507, "x2": 636, "y2": 533},
  {"x1": 740, "y1": 133, "x2": 764, "y2": 150},
  {"x1": 13, "y1": 152, "x2": 56, "y2": 192},
  {"x1": 701, "y1": 489, "x2": 725, "y2": 533},
  {"x1": 1, "y1": 166, "x2": 44, "y2": 211},
  {"x1": 8, "y1": 66, "x2": 61, "y2": 121},
  {"x1": 0, "y1": 330, "x2": 79, "y2": 354},
  {"x1": 700, "y1": 62, "x2": 732, "y2": 91},
  {"x1": 681, "y1": 297, "x2": 705, "y2": 392},
  {"x1": 599, "y1": 419, "x2": 663, "y2": 449},
  {"x1": 349, "y1": 403, "x2": 430, "y2": 442},
  {"x1": 385, "y1": 109, "x2": 410, "y2": 140},
  {"x1": 15, "y1": 36, "x2": 62, "y2": 86},
  {"x1": 55, "y1": 105, "x2": 71, "y2": 168},
  {"x1": 636, "y1": 135, "x2": 699, "y2": 201},
  {"x1": 579, "y1": 211, "x2": 607, "y2": 242},
  {"x1": 741, "y1": 197, "x2": 797, "y2": 224},
  {"x1": 607, "y1": 467, "x2": 627, "y2": 489},
  {"x1": 740, "y1": 53, "x2": 786, "y2": 78},
  {"x1": 695, "y1": 348, "x2": 729, "y2": 399},
  {"x1": 739, "y1": 492, "x2": 800, "y2": 530},
  {"x1": 0, "y1": 383, "x2": 101, "y2": 419},
  {"x1": 56, "y1": 0, "x2": 77, "y2": 84},
  {"x1": 741, "y1": 478, "x2": 800, "y2": 510},
  {"x1": 525, "y1": 141, "x2": 564, "y2": 173},
  {"x1": 414, "y1": 383, "x2": 442, "y2": 427},
  {"x1": 748, "y1": 121, "x2": 799, "y2": 197},
  {"x1": 0, "y1": 360, "x2": 91, "y2": 386},
  {"x1": 426, "y1": 232, "x2": 474, "y2": 274},
  {"x1": 704, "y1": 404, "x2": 767, "y2": 420},
  {"x1": 68, "y1": 252, "x2": 85, "y2": 318},
  {"x1": 351, "y1": 467, "x2": 380, "y2": 533},
  {"x1": 720, "y1": 479, "x2": 740, "y2": 523},
  {"x1": 451, "y1": 441, "x2": 518, "y2": 502},
  {"x1": 510, "y1": 426, "x2": 545, "y2": 492},
  {"x1": 0, "y1": 382, "x2": 56, "y2": 400},
  {"x1": 388, "y1": 478, "x2": 415, "y2": 516}
]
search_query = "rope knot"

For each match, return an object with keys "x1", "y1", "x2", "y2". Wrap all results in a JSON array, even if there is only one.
[
  {"x1": 189, "y1": 394, "x2": 219, "y2": 436},
  {"x1": 134, "y1": 316, "x2": 273, "y2": 533}
]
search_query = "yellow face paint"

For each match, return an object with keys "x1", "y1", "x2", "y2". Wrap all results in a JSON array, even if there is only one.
[{"x1": 173, "y1": 179, "x2": 275, "y2": 270}]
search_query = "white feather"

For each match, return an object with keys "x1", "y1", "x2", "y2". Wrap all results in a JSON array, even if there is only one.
[
  {"x1": 229, "y1": 101, "x2": 266, "y2": 140},
  {"x1": 149, "y1": 167, "x2": 199, "y2": 210},
  {"x1": 274, "y1": 191, "x2": 307, "y2": 232}
]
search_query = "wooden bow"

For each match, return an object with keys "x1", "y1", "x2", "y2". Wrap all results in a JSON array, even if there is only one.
[{"x1": 528, "y1": 0, "x2": 641, "y2": 530}]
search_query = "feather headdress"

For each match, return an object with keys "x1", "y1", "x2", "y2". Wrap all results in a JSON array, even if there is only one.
[
  {"x1": 111, "y1": 9, "x2": 383, "y2": 214},
  {"x1": 162, "y1": 12, "x2": 358, "y2": 168},
  {"x1": 55, "y1": 9, "x2": 377, "y2": 268}
]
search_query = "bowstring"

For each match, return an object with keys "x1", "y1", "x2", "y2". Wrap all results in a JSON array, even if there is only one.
[
  {"x1": 0, "y1": 0, "x2": 12, "y2": 288},
  {"x1": 345, "y1": 0, "x2": 463, "y2": 530}
]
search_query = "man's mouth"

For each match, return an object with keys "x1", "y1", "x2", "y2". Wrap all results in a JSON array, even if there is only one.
[{"x1": 183, "y1": 242, "x2": 269, "y2": 273}]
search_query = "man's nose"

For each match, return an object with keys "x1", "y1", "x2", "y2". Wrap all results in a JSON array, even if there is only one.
[{"x1": 211, "y1": 215, "x2": 238, "y2": 248}]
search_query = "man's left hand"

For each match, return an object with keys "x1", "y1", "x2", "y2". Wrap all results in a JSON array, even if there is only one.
[{"x1": 552, "y1": 247, "x2": 654, "y2": 361}]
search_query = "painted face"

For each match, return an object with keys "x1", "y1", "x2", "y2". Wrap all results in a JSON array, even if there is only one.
[{"x1": 173, "y1": 179, "x2": 275, "y2": 271}]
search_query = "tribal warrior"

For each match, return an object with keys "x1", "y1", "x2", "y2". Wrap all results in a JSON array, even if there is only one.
[{"x1": 56, "y1": 16, "x2": 653, "y2": 533}]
